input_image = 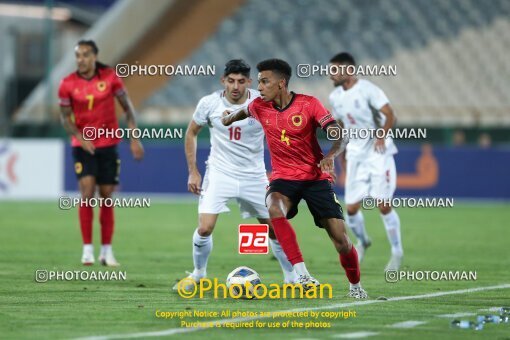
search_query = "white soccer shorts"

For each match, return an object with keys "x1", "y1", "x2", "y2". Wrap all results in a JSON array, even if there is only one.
[
  {"x1": 198, "y1": 166, "x2": 269, "y2": 219},
  {"x1": 344, "y1": 154, "x2": 397, "y2": 205}
]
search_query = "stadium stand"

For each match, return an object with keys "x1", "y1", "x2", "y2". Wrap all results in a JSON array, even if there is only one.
[{"x1": 143, "y1": 0, "x2": 510, "y2": 126}]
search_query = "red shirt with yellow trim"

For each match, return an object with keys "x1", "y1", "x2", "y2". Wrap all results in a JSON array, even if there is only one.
[
  {"x1": 58, "y1": 67, "x2": 125, "y2": 148},
  {"x1": 248, "y1": 93, "x2": 335, "y2": 181}
]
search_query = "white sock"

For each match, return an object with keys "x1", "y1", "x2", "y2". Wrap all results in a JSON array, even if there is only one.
[
  {"x1": 100, "y1": 244, "x2": 112, "y2": 256},
  {"x1": 347, "y1": 211, "x2": 369, "y2": 245},
  {"x1": 192, "y1": 229, "x2": 212, "y2": 278},
  {"x1": 293, "y1": 262, "x2": 311, "y2": 277},
  {"x1": 381, "y1": 210, "x2": 403, "y2": 256},
  {"x1": 269, "y1": 238, "x2": 298, "y2": 283},
  {"x1": 83, "y1": 244, "x2": 93, "y2": 253},
  {"x1": 350, "y1": 282, "x2": 360, "y2": 289}
]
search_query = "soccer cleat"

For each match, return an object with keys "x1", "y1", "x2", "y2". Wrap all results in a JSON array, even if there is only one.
[
  {"x1": 347, "y1": 286, "x2": 368, "y2": 299},
  {"x1": 384, "y1": 253, "x2": 403, "y2": 272},
  {"x1": 81, "y1": 249, "x2": 95, "y2": 266},
  {"x1": 173, "y1": 271, "x2": 201, "y2": 292},
  {"x1": 355, "y1": 238, "x2": 372, "y2": 263},
  {"x1": 297, "y1": 274, "x2": 320, "y2": 291},
  {"x1": 98, "y1": 250, "x2": 120, "y2": 267}
]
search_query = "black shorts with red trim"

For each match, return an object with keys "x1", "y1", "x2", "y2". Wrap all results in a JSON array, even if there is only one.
[
  {"x1": 72, "y1": 145, "x2": 120, "y2": 185},
  {"x1": 266, "y1": 179, "x2": 344, "y2": 227}
]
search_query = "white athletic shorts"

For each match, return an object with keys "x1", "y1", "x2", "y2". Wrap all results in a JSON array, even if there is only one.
[
  {"x1": 198, "y1": 166, "x2": 269, "y2": 219},
  {"x1": 344, "y1": 154, "x2": 397, "y2": 205}
]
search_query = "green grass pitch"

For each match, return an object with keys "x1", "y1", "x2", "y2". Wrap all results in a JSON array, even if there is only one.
[{"x1": 1, "y1": 201, "x2": 509, "y2": 339}]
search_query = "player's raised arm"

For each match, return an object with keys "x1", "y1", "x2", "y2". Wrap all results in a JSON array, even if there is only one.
[
  {"x1": 185, "y1": 120, "x2": 203, "y2": 195},
  {"x1": 60, "y1": 105, "x2": 96, "y2": 155},
  {"x1": 221, "y1": 108, "x2": 249, "y2": 126},
  {"x1": 374, "y1": 103, "x2": 396, "y2": 154},
  {"x1": 116, "y1": 92, "x2": 144, "y2": 160}
]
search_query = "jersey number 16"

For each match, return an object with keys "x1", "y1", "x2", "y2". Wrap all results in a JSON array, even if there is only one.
[{"x1": 228, "y1": 126, "x2": 241, "y2": 140}]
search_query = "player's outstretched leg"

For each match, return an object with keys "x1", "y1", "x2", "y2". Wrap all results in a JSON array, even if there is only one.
[
  {"x1": 78, "y1": 176, "x2": 95, "y2": 265},
  {"x1": 264, "y1": 219, "x2": 299, "y2": 284},
  {"x1": 346, "y1": 204, "x2": 371, "y2": 263},
  {"x1": 322, "y1": 217, "x2": 368, "y2": 299},
  {"x1": 379, "y1": 205, "x2": 403, "y2": 271},
  {"x1": 267, "y1": 193, "x2": 318, "y2": 290},
  {"x1": 98, "y1": 185, "x2": 119, "y2": 267},
  {"x1": 174, "y1": 214, "x2": 217, "y2": 292}
]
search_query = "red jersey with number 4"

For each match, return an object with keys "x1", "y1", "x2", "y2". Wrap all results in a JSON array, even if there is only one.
[
  {"x1": 58, "y1": 67, "x2": 125, "y2": 148},
  {"x1": 248, "y1": 93, "x2": 335, "y2": 181}
]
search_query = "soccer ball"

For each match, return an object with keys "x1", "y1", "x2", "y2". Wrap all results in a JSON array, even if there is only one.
[{"x1": 226, "y1": 266, "x2": 261, "y2": 299}]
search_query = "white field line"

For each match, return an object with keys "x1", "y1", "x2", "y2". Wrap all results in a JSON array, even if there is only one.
[
  {"x1": 77, "y1": 283, "x2": 510, "y2": 340},
  {"x1": 331, "y1": 331, "x2": 380, "y2": 338},
  {"x1": 478, "y1": 307, "x2": 503, "y2": 312},
  {"x1": 387, "y1": 320, "x2": 427, "y2": 328},
  {"x1": 436, "y1": 312, "x2": 476, "y2": 318}
]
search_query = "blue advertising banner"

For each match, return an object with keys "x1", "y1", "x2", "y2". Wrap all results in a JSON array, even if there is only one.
[{"x1": 64, "y1": 143, "x2": 510, "y2": 199}]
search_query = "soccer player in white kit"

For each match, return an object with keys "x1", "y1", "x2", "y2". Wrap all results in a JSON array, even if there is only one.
[
  {"x1": 174, "y1": 60, "x2": 298, "y2": 291},
  {"x1": 328, "y1": 53, "x2": 403, "y2": 271}
]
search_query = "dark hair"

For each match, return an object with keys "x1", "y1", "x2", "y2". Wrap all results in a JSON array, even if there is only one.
[
  {"x1": 224, "y1": 59, "x2": 251, "y2": 78},
  {"x1": 256, "y1": 58, "x2": 292, "y2": 87},
  {"x1": 330, "y1": 52, "x2": 356, "y2": 66},
  {"x1": 76, "y1": 39, "x2": 108, "y2": 69}
]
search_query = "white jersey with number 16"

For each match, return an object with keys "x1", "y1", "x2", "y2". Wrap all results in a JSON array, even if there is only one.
[{"x1": 192, "y1": 89, "x2": 266, "y2": 178}]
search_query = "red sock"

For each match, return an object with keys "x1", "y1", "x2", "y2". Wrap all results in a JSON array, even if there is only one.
[
  {"x1": 270, "y1": 217, "x2": 303, "y2": 265},
  {"x1": 100, "y1": 206, "x2": 114, "y2": 245},
  {"x1": 340, "y1": 245, "x2": 360, "y2": 284},
  {"x1": 78, "y1": 205, "x2": 93, "y2": 244}
]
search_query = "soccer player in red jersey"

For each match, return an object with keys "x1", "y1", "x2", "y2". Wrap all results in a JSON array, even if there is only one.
[
  {"x1": 59, "y1": 40, "x2": 144, "y2": 266},
  {"x1": 223, "y1": 59, "x2": 367, "y2": 298}
]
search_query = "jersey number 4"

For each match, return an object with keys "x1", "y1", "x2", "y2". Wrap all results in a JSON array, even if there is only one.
[
  {"x1": 228, "y1": 126, "x2": 241, "y2": 140},
  {"x1": 281, "y1": 129, "x2": 290, "y2": 146}
]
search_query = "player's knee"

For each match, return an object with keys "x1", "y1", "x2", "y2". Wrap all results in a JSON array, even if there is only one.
[
  {"x1": 347, "y1": 204, "x2": 359, "y2": 215},
  {"x1": 81, "y1": 189, "x2": 95, "y2": 200},
  {"x1": 197, "y1": 224, "x2": 215, "y2": 237},
  {"x1": 379, "y1": 204, "x2": 392, "y2": 215},
  {"x1": 99, "y1": 192, "x2": 113, "y2": 199},
  {"x1": 268, "y1": 204, "x2": 285, "y2": 218}
]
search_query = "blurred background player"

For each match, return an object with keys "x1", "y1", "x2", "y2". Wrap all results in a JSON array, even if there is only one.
[
  {"x1": 328, "y1": 52, "x2": 403, "y2": 271},
  {"x1": 223, "y1": 59, "x2": 367, "y2": 298},
  {"x1": 58, "y1": 40, "x2": 144, "y2": 266},
  {"x1": 174, "y1": 59, "x2": 298, "y2": 291}
]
